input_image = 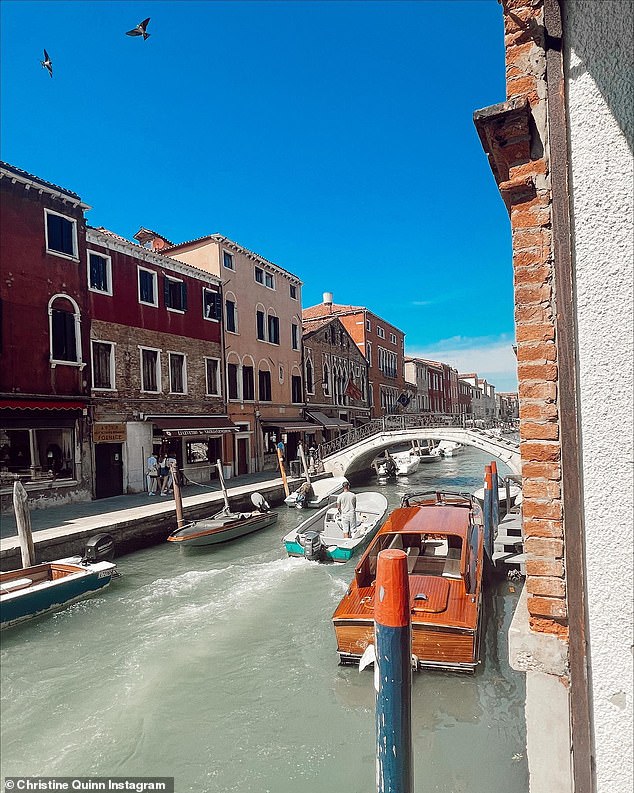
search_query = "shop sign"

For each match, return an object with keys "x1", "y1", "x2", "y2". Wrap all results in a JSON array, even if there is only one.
[{"x1": 93, "y1": 422, "x2": 127, "y2": 443}]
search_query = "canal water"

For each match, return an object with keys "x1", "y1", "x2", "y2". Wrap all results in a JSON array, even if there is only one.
[{"x1": 0, "y1": 447, "x2": 528, "y2": 793}]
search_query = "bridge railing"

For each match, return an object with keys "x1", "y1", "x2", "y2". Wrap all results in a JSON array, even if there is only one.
[{"x1": 317, "y1": 413, "x2": 504, "y2": 460}]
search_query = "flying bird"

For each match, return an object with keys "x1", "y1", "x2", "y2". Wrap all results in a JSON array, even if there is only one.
[
  {"x1": 126, "y1": 18, "x2": 151, "y2": 40},
  {"x1": 40, "y1": 49, "x2": 53, "y2": 77}
]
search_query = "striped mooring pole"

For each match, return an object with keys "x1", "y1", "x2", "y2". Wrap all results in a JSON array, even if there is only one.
[
  {"x1": 483, "y1": 464, "x2": 494, "y2": 560},
  {"x1": 490, "y1": 460, "x2": 500, "y2": 530},
  {"x1": 375, "y1": 549, "x2": 413, "y2": 793}
]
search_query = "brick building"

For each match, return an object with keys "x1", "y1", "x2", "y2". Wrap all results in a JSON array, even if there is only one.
[
  {"x1": 302, "y1": 315, "x2": 370, "y2": 441},
  {"x1": 303, "y1": 293, "x2": 406, "y2": 418},
  {"x1": 474, "y1": 1, "x2": 632, "y2": 791}
]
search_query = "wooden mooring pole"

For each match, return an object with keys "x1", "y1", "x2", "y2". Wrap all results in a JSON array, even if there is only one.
[
  {"x1": 276, "y1": 446, "x2": 290, "y2": 497},
  {"x1": 13, "y1": 479, "x2": 35, "y2": 568},
  {"x1": 170, "y1": 461, "x2": 185, "y2": 529},
  {"x1": 483, "y1": 464, "x2": 494, "y2": 561},
  {"x1": 490, "y1": 460, "x2": 500, "y2": 530},
  {"x1": 374, "y1": 548, "x2": 413, "y2": 793}
]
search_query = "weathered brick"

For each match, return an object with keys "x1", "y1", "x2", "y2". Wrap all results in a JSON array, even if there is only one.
[
  {"x1": 522, "y1": 461, "x2": 561, "y2": 480},
  {"x1": 529, "y1": 617, "x2": 569, "y2": 638},
  {"x1": 515, "y1": 323, "x2": 555, "y2": 343},
  {"x1": 515, "y1": 283, "x2": 552, "y2": 305},
  {"x1": 513, "y1": 227, "x2": 551, "y2": 249},
  {"x1": 525, "y1": 558, "x2": 565, "y2": 577},
  {"x1": 518, "y1": 381, "x2": 557, "y2": 400},
  {"x1": 513, "y1": 247, "x2": 552, "y2": 268},
  {"x1": 514, "y1": 265, "x2": 552, "y2": 288},
  {"x1": 523, "y1": 498, "x2": 562, "y2": 520},
  {"x1": 515, "y1": 305, "x2": 552, "y2": 324},
  {"x1": 521, "y1": 441, "x2": 560, "y2": 463},
  {"x1": 511, "y1": 204, "x2": 551, "y2": 229},
  {"x1": 527, "y1": 576, "x2": 566, "y2": 597},
  {"x1": 516, "y1": 341, "x2": 557, "y2": 363},
  {"x1": 519, "y1": 401, "x2": 558, "y2": 421},
  {"x1": 517, "y1": 362, "x2": 558, "y2": 381},
  {"x1": 528, "y1": 595, "x2": 567, "y2": 619},
  {"x1": 525, "y1": 536, "x2": 564, "y2": 557},
  {"x1": 523, "y1": 515, "x2": 563, "y2": 536},
  {"x1": 510, "y1": 159, "x2": 548, "y2": 180},
  {"x1": 521, "y1": 420, "x2": 559, "y2": 440},
  {"x1": 523, "y1": 477, "x2": 561, "y2": 499}
]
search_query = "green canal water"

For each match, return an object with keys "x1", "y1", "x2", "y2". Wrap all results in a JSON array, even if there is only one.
[{"x1": 0, "y1": 447, "x2": 528, "y2": 793}]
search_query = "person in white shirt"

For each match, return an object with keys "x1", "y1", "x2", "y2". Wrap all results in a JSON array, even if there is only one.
[
  {"x1": 146, "y1": 453, "x2": 159, "y2": 495},
  {"x1": 336, "y1": 481, "x2": 357, "y2": 539}
]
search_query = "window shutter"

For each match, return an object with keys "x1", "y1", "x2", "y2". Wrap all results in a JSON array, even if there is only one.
[
  {"x1": 163, "y1": 276, "x2": 170, "y2": 307},
  {"x1": 181, "y1": 282, "x2": 187, "y2": 311},
  {"x1": 214, "y1": 292, "x2": 223, "y2": 320}
]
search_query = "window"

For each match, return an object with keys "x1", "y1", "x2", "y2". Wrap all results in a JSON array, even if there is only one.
[
  {"x1": 366, "y1": 318, "x2": 371, "y2": 332},
  {"x1": 226, "y1": 299, "x2": 237, "y2": 333},
  {"x1": 255, "y1": 267, "x2": 264, "y2": 284},
  {"x1": 323, "y1": 363, "x2": 330, "y2": 395},
  {"x1": 390, "y1": 333, "x2": 397, "y2": 345},
  {"x1": 268, "y1": 314, "x2": 280, "y2": 345},
  {"x1": 290, "y1": 284, "x2": 297, "y2": 300},
  {"x1": 203, "y1": 288, "x2": 221, "y2": 320},
  {"x1": 306, "y1": 359, "x2": 314, "y2": 393},
  {"x1": 227, "y1": 363, "x2": 239, "y2": 400},
  {"x1": 223, "y1": 250, "x2": 234, "y2": 270},
  {"x1": 366, "y1": 341, "x2": 372, "y2": 367},
  {"x1": 169, "y1": 353, "x2": 186, "y2": 393},
  {"x1": 291, "y1": 375, "x2": 303, "y2": 404},
  {"x1": 51, "y1": 307, "x2": 77, "y2": 362},
  {"x1": 91, "y1": 341, "x2": 115, "y2": 390},
  {"x1": 164, "y1": 276, "x2": 187, "y2": 312},
  {"x1": 258, "y1": 369, "x2": 272, "y2": 402},
  {"x1": 242, "y1": 365, "x2": 255, "y2": 401},
  {"x1": 377, "y1": 326, "x2": 385, "y2": 339},
  {"x1": 45, "y1": 210, "x2": 77, "y2": 258},
  {"x1": 88, "y1": 252, "x2": 112, "y2": 295},
  {"x1": 291, "y1": 322, "x2": 299, "y2": 351},
  {"x1": 265, "y1": 272, "x2": 274, "y2": 289},
  {"x1": 138, "y1": 268, "x2": 158, "y2": 306},
  {"x1": 1, "y1": 427, "x2": 75, "y2": 480},
  {"x1": 140, "y1": 348, "x2": 160, "y2": 392},
  {"x1": 256, "y1": 310, "x2": 266, "y2": 340},
  {"x1": 205, "y1": 358, "x2": 221, "y2": 396}
]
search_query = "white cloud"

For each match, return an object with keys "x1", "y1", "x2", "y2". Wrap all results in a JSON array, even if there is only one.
[{"x1": 407, "y1": 335, "x2": 518, "y2": 392}]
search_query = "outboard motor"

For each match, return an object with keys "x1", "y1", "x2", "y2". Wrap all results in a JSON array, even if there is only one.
[
  {"x1": 300, "y1": 530, "x2": 324, "y2": 562},
  {"x1": 82, "y1": 533, "x2": 115, "y2": 564}
]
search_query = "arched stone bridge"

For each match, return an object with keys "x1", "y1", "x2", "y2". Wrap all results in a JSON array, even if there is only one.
[{"x1": 317, "y1": 414, "x2": 521, "y2": 478}]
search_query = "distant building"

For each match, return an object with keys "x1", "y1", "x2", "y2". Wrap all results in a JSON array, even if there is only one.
[
  {"x1": 302, "y1": 315, "x2": 370, "y2": 441},
  {"x1": 459, "y1": 373, "x2": 496, "y2": 420},
  {"x1": 303, "y1": 294, "x2": 406, "y2": 419},
  {"x1": 496, "y1": 392, "x2": 519, "y2": 422}
]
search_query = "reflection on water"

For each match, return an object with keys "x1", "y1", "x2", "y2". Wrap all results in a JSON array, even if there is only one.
[{"x1": 0, "y1": 447, "x2": 528, "y2": 793}]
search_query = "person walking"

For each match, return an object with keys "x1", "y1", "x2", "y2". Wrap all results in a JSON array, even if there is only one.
[
  {"x1": 336, "y1": 481, "x2": 357, "y2": 539},
  {"x1": 164, "y1": 451, "x2": 178, "y2": 494},
  {"x1": 158, "y1": 452, "x2": 170, "y2": 496},
  {"x1": 146, "y1": 452, "x2": 159, "y2": 495}
]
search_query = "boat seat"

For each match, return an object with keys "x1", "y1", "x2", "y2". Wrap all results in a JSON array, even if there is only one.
[
  {"x1": 388, "y1": 534, "x2": 403, "y2": 550},
  {"x1": 1, "y1": 577, "x2": 33, "y2": 594},
  {"x1": 443, "y1": 548, "x2": 462, "y2": 579},
  {"x1": 405, "y1": 546, "x2": 420, "y2": 573}
]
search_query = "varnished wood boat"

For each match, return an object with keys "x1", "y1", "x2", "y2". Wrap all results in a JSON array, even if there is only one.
[{"x1": 332, "y1": 491, "x2": 484, "y2": 673}]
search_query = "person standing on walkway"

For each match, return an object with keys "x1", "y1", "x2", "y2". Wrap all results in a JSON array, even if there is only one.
[
  {"x1": 146, "y1": 452, "x2": 159, "y2": 495},
  {"x1": 164, "y1": 451, "x2": 178, "y2": 495},
  {"x1": 158, "y1": 452, "x2": 170, "y2": 496},
  {"x1": 336, "y1": 481, "x2": 357, "y2": 539}
]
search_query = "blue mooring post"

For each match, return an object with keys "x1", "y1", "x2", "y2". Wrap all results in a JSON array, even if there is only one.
[
  {"x1": 483, "y1": 464, "x2": 493, "y2": 560},
  {"x1": 490, "y1": 460, "x2": 500, "y2": 531},
  {"x1": 375, "y1": 549, "x2": 412, "y2": 793}
]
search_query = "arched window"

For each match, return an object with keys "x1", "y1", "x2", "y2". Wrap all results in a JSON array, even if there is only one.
[
  {"x1": 48, "y1": 294, "x2": 82, "y2": 365},
  {"x1": 306, "y1": 358, "x2": 314, "y2": 394},
  {"x1": 225, "y1": 291, "x2": 238, "y2": 334},
  {"x1": 322, "y1": 362, "x2": 330, "y2": 396}
]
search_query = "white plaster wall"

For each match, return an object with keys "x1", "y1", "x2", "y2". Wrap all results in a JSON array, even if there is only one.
[
  {"x1": 125, "y1": 422, "x2": 154, "y2": 494},
  {"x1": 564, "y1": 3, "x2": 633, "y2": 791}
]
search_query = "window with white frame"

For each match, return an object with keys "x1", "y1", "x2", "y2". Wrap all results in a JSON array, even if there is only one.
[
  {"x1": 242, "y1": 365, "x2": 255, "y2": 401},
  {"x1": 138, "y1": 267, "x2": 158, "y2": 307},
  {"x1": 290, "y1": 284, "x2": 297, "y2": 300},
  {"x1": 291, "y1": 322, "x2": 299, "y2": 351},
  {"x1": 255, "y1": 266, "x2": 264, "y2": 284},
  {"x1": 323, "y1": 362, "x2": 330, "y2": 395},
  {"x1": 265, "y1": 271, "x2": 274, "y2": 289},
  {"x1": 164, "y1": 276, "x2": 187, "y2": 312},
  {"x1": 256, "y1": 309, "x2": 266, "y2": 341},
  {"x1": 140, "y1": 347, "x2": 161, "y2": 392},
  {"x1": 376, "y1": 326, "x2": 385, "y2": 339},
  {"x1": 91, "y1": 341, "x2": 115, "y2": 390},
  {"x1": 258, "y1": 369, "x2": 272, "y2": 401},
  {"x1": 203, "y1": 288, "x2": 221, "y2": 320},
  {"x1": 205, "y1": 358, "x2": 221, "y2": 396},
  {"x1": 366, "y1": 318, "x2": 371, "y2": 332},
  {"x1": 88, "y1": 251, "x2": 112, "y2": 295},
  {"x1": 366, "y1": 341, "x2": 372, "y2": 367},
  {"x1": 291, "y1": 375, "x2": 303, "y2": 404},
  {"x1": 45, "y1": 209, "x2": 78, "y2": 259},
  {"x1": 226, "y1": 298, "x2": 237, "y2": 333},
  {"x1": 267, "y1": 313, "x2": 280, "y2": 345},
  {"x1": 223, "y1": 250, "x2": 234, "y2": 270},
  {"x1": 169, "y1": 353, "x2": 186, "y2": 393},
  {"x1": 227, "y1": 362, "x2": 239, "y2": 400},
  {"x1": 49, "y1": 295, "x2": 81, "y2": 365},
  {"x1": 306, "y1": 358, "x2": 314, "y2": 393},
  {"x1": 390, "y1": 333, "x2": 397, "y2": 344}
]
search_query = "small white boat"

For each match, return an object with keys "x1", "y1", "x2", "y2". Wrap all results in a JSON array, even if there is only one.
[
  {"x1": 391, "y1": 450, "x2": 421, "y2": 476},
  {"x1": 372, "y1": 453, "x2": 397, "y2": 478},
  {"x1": 283, "y1": 492, "x2": 389, "y2": 563},
  {"x1": 416, "y1": 441, "x2": 442, "y2": 463},
  {"x1": 473, "y1": 483, "x2": 521, "y2": 509},
  {"x1": 1, "y1": 534, "x2": 118, "y2": 629},
  {"x1": 437, "y1": 441, "x2": 463, "y2": 457},
  {"x1": 284, "y1": 476, "x2": 349, "y2": 509}
]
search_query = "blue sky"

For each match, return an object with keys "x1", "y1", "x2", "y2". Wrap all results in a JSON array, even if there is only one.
[{"x1": 1, "y1": 0, "x2": 517, "y2": 390}]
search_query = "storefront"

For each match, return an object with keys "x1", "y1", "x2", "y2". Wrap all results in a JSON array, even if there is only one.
[
  {"x1": 305, "y1": 411, "x2": 352, "y2": 444},
  {"x1": 260, "y1": 419, "x2": 320, "y2": 470}
]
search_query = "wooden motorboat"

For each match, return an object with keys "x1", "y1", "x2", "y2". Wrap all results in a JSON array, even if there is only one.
[
  {"x1": 332, "y1": 491, "x2": 484, "y2": 672},
  {"x1": 167, "y1": 493, "x2": 278, "y2": 547},
  {"x1": 0, "y1": 534, "x2": 117, "y2": 630},
  {"x1": 284, "y1": 476, "x2": 348, "y2": 509},
  {"x1": 283, "y1": 492, "x2": 388, "y2": 563}
]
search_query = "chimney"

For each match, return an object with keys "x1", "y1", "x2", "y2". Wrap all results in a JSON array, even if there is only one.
[{"x1": 323, "y1": 292, "x2": 333, "y2": 313}]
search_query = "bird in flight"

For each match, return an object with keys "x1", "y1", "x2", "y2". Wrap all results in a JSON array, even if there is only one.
[
  {"x1": 41, "y1": 49, "x2": 53, "y2": 77},
  {"x1": 126, "y1": 18, "x2": 151, "y2": 40}
]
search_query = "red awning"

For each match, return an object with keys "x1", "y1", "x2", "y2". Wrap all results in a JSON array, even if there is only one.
[
  {"x1": 0, "y1": 399, "x2": 86, "y2": 411},
  {"x1": 151, "y1": 416, "x2": 238, "y2": 437}
]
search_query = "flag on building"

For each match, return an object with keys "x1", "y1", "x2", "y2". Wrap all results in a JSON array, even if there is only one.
[
  {"x1": 397, "y1": 392, "x2": 411, "y2": 407},
  {"x1": 345, "y1": 377, "x2": 363, "y2": 401}
]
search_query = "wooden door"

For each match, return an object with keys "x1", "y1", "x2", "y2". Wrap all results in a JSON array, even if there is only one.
[
  {"x1": 237, "y1": 438, "x2": 249, "y2": 475},
  {"x1": 95, "y1": 443, "x2": 124, "y2": 499}
]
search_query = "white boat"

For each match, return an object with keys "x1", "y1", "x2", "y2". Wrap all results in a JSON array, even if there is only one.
[
  {"x1": 284, "y1": 476, "x2": 349, "y2": 509},
  {"x1": 415, "y1": 440, "x2": 442, "y2": 463},
  {"x1": 283, "y1": 492, "x2": 389, "y2": 563},
  {"x1": 372, "y1": 453, "x2": 397, "y2": 478},
  {"x1": 391, "y1": 450, "x2": 421, "y2": 476},
  {"x1": 437, "y1": 441, "x2": 463, "y2": 457},
  {"x1": 473, "y1": 483, "x2": 521, "y2": 509}
]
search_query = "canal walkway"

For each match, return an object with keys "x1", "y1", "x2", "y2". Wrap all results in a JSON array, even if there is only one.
[{"x1": 0, "y1": 469, "x2": 303, "y2": 570}]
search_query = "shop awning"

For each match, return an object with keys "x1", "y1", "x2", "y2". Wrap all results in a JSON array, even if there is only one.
[
  {"x1": 0, "y1": 399, "x2": 86, "y2": 411},
  {"x1": 150, "y1": 416, "x2": 238, "y2": 437},
  {"x1": 260, "y1": 419, "x2": 320, "y2": 433},
  {"x1": 306, "y1": 411, "x2": 353, "y2": 430}
]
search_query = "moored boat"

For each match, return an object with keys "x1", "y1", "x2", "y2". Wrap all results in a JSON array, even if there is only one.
[
  {"x1": 473, "y1": 483, "x2": 521, "y2": 510},
  {"x1": 167, "y1": 493, "x2": 277, "y2": 547},
  {"x1": 0, "y1": 534, "x2": 118, "y2": 630},
  {"x1": 284, "y1": 476, "x2": 348, "y2": 509},
  {"x1": 391, "y1": 449, "x2": 421, "y2": 476},
  {"x1": 332, "y1": 491, "x2": 484, "y2": 672},
  {"x1": 283, "y1": 492, "x2": 388, "y2": 563},
  {"x1": 372, "y1": 453, "x2": 397, "y2": 478},
  {"x1": 437, "y1": 440, "x2": 463, "y2": 457}
]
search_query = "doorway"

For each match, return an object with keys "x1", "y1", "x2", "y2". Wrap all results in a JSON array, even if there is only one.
[
  {"x1": 237, "y1": 437, "x2": 249, "y2": 475},
  {"x1": 95, "y1": 443, "x2": 124, "y2": 499}
]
